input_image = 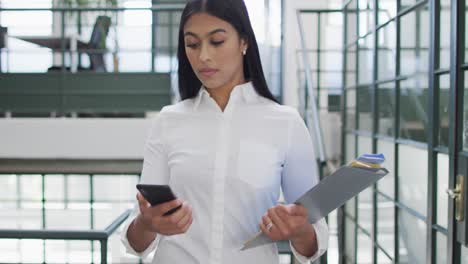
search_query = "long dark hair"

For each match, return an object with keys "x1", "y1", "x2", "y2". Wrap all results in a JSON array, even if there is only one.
[{"x1": 177, "y1": 0, "x2": 278, "y2": 103}]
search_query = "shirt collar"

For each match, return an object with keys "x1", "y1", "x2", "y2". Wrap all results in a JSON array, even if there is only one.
[{"x1": 193, "y1": 81, "x2": 259, "y2": 110}]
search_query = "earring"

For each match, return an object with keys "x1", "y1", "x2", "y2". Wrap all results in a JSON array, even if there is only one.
[{"x1": 242, "y1": 49, "x2": 247, "y2": 56}]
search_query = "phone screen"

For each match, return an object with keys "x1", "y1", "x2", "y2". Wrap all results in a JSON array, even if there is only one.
[{"x1": 136, "y1": 184, "x2": 181, "y2": 216}]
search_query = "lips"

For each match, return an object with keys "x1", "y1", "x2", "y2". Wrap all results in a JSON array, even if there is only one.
[{"x1": 199, "y1": 68, "x2": 218, "y2": 77}]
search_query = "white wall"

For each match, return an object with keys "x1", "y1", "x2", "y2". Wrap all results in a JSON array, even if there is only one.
[{"x1": 0, "y1": 118, "x2": 151, "y2": 159}]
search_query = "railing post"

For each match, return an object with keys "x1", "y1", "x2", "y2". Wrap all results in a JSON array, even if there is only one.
[
  {"x1": 41, "y1": 174, "x2": 47, "y2": 263},
  {"x1": 169, "y1": 11, "x2": 174, "y2": 74},
  {"x1": 60, "y1": 10, "x2": 66, "y2": 117},
  {"x1": 60, "y1": 10, "x2": 66, "y2": 72},
  {"x1": 151, "y1": 5, "x2": 157, "y2": 72},
  {"x1": 339, "y1": 4, "x2": 349, "y2": 264},
  {"x1": 100, "y1": 239, "x2": 108, "y2": 264},
  {"x1": 90, "y1": 174, "x2": 95, "y2": 261}
]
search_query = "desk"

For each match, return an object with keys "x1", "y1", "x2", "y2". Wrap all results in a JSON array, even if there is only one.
[
  {"x1": 15, "y1": 36, "x2": 89, "y2": 51},
  {"x1": 0, "y1": 208, "x2": 131, "y2": 264},
  {"x1": 13, "y1": 35, "x2": 89, "y2": 72}
]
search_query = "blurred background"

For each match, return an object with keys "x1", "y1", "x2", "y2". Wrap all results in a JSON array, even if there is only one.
[{"x1": 0, "y1": 0, "x2": 468, "y2": 263}]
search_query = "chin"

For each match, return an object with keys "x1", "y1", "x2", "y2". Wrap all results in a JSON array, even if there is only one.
[{"x1": 200, "y1": 78, "x2": 223, "y2": 90}]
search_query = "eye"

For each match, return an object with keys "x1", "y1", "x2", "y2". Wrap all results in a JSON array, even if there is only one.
[
  {"x1": 211, "y1": 40, "x2": 225, "y2": 46},
  {"x1": 186, "y1": 43, "x2": 199, "y2": 49}
]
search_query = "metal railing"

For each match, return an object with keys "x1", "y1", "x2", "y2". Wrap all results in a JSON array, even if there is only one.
[
  {"x1": 0, "y1": 159, "x2": 295, "y2": 263},
  {"x1": 0, "y1": 175, "x2": 138, "y2": 263},
  {"x1": 0, "y1": 210, "x2": 131, "y2": 264}
]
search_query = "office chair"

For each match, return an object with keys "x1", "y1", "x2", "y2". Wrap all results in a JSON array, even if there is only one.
[
  {"x1": 87, "y1": 15, "x2": 111, "y2": 72},
  {"x1": 48, "y1": 16, "x2": 111, "y2": 72},
  {"x1": 0, "y1": 26, "x2": 7, "y2": 72}
]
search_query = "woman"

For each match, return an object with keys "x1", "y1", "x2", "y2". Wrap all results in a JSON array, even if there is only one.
[{"x1": 121, "y1": 0, "x2": 328, "y2": 263}]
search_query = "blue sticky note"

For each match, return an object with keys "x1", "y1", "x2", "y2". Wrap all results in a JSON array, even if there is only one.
[{"x1": 357, "y1": 153, "x2": 385, "y2": 164}]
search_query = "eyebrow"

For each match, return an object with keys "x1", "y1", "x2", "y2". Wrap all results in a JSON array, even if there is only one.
[{"x1": 184, "y1": 28, "x2": 227, "y2": 38}]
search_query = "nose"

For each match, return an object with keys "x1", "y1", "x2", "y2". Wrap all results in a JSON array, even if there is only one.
[{"x1": 199, "y1": 43, "x2": 211, "y2": 62}]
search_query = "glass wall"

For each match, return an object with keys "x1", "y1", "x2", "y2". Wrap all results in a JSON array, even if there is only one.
[{"x1": 341, "y1": 0, "x2": 457, "y2": 263}]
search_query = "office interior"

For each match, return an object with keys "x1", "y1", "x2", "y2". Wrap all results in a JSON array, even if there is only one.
[{"x1": 1, "y1": 0, "x2": 468, "y2": 263}]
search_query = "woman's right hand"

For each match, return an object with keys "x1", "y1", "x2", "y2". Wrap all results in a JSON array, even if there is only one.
[{"x1": 136, "y1": 192, "x2": 193, "y2": 236}]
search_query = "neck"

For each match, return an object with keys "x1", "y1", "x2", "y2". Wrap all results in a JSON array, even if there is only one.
[{"x1": 207, "y1": 75, "x2": 246, "y2": 112}]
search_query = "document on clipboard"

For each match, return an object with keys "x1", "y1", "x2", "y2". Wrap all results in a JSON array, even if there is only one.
[{"x1": 240, "y1": 154, "x2": 389, "y2": 251}]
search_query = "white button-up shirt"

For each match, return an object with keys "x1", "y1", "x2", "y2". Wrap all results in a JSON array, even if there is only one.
[{"x1": 121, "y1": 82, "x2": 328, "y2": 264}]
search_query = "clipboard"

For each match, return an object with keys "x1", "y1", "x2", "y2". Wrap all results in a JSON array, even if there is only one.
[{"x1": 240, "y1": 165, "x2": 388, "y2": 251}]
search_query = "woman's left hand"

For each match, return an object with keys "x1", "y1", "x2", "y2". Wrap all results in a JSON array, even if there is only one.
[{"x1": 259, "y1": 204, "x2": 310, "y2": 241}]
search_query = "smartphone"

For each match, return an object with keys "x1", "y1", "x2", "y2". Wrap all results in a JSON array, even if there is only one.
[{"x1": 136, "y1": 184, "x2": 182, "y2": 216}]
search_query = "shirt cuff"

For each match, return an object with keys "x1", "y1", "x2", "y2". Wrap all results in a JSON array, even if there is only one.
[
  {"x1": 120, "y1": 206, "x2": 163, "y2": 259},
  {"x1": 289, "y1": 219, "x2": 329, "y2": 263}
]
